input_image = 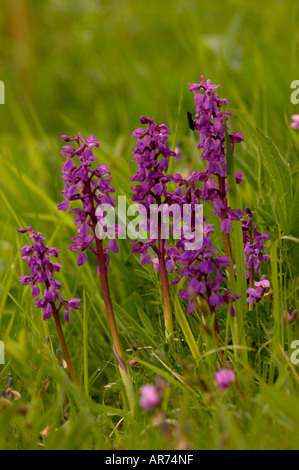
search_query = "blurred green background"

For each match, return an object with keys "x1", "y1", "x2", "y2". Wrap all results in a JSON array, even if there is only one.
[{"x1": 1, "y1": 0, "x2": 299, "y2": 144}]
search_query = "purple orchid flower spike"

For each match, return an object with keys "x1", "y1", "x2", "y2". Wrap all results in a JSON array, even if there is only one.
[
  {"x1": 130, "y1": 116, "x2": 178, "y2": 339},
  {"x1": 57, "y1": 132, "x2": 135, "y2": 413},
  {"x1": 189, "y1": 77, "x2": 270, "y2": 313},
  {"x1": 18, "y1": 227, "x2": 80, "y2": 385},
  {"x1": 188, "y1": 76, "x2": 245, "y2": 264},
  {"x1": 130, "y1": 111, "x2": 244, "y2": 336},
  {"x1": 58, "y1": 133, "x2": 118, "y2": 269},
  {"x1": 18, "y1": 227, "x2": 81, "y2": 323}
]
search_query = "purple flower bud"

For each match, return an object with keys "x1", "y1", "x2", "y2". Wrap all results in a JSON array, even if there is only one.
[
  {"x1": 77, "y1": 251, "x2": 88, "y2": 266},
  {"x1": 235, "y1": 172, "x2": 243, "y2": 184}
]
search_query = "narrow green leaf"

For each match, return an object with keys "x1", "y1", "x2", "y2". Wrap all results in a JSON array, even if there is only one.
[
  {"x1": 256, "y1": 128, "x2": 292, "y2": 233},
  {"x1": 82, "y1": 287, "x2": 89, "y2": 397},
  {"x1": 174, "y1": 295, "x2": 201, "y2": 364},
  {"x1": 224, "y1": 118, "x2": 248, "y2": 362}
]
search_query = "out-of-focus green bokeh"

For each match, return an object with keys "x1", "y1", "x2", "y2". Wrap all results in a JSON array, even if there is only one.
[{"x1": 1, "y1": 0, "x2": 299, "y2": 147}]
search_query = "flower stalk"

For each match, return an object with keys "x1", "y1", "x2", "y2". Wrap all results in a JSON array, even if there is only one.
[
  {"x1": 130, "y1": 116, "x2": 176, "y2": 340},
  {"x1": 91, "y1": 199, "x2": 136, "y2": 414},
  {"x1": 157, "y1": 214, "x2": 174, "y2": 339},
  {"x1": 57, "y1": 133, "x2": 135, "y2": 413},
  {"x1": 93, "y1": 223, "x2": 127, "y2": 366},
  {"x1": 217, "y1": 175, "x2": 232, "y2": 265},
  {"x1": 51, "y1": 303, "x2": 79, "y2": 386}
]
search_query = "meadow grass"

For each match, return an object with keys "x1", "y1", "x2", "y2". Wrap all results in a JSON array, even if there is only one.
[{"x1": 0, "y1": 0, "x2": 298, "y2": 450}]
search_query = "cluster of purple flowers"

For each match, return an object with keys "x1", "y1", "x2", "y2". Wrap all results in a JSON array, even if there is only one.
[
  {"x1": 57, "y1": 133, "x2": 120, "y2": 270},
  {"x1": 130, "y1": 114, "x2": 242, "y2": 321},
  {"x1": 187, "y1": 77, "x2": 271, "y2": 307},
  {"x1": 130, "y1": 117, "x2": 194, "y2": 278},
  {"x1": 189, "y1": 77, "x2": 244, "y2": 177},
  {"x1": 130, "y1": 115, "x2": 178, "y2": 261},
  {"x1": 18, "y1": 227, "x2": 81, "y2": 322},
  {"x1": 18, "y1": 78, "x2": 272, "y2": 352},
  {"x1": 16, "y1": 77, "x2": 279, "y2": 410},
  {"x1": 130, "y1": 77, "x2": 271, "y2": 321},
  {"x1": 188, "y1": 77, "x2": 244, "y2": 234},
  {"x1": 165, "y1": 221, "x2": 240, "y2": 316},
  {"x1": 130, "y1": 116, "x2": 176, "y2": 204}
]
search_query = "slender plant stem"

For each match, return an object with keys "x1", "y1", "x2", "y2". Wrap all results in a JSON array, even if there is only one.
[
  {"x1": 157, "y1": 212, "x2": 173, "y2": 339},
  {"x1": 43, "y1": 273, "x2": 78, "y2": 386},
  {"x1": 206, "y1": 285, "x2": 220, "y2": 336},
  {"x1": 90, "y1": 201, "x2": 135, "y2": 413},
  {"x1": 51, "y1": 303, "x2": 79, "y2": 386},
  {"x1": 87, "y1": 182, "x2": 126, "y2": 363},
  {"x1": 218, "y1": 175, "x2": 232, "y2": 266},
  {"x1": 211, "y1": 309, "x2": 220, "y2": 336},
  {"x1": 94, "y1": 234, "x2": 126, "y2": 363}
]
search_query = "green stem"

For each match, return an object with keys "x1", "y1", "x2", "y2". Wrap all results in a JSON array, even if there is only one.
[
  {"x1": 94, "y1": 235, "x2": 125, "y2": 362},
  {"x1": 218, "y1": 175, "x2": 232, "y2": 265},
  {"x1": 91, "y1": 211, "x2": 135, "y2": 414},
  {"x1": 157, "y1": 213, "x2": 173, "y2": 340}
]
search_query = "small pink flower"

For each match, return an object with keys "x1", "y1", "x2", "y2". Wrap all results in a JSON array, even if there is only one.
[
  {"x1": 254, "y1": 278, "x2": 270, "y2": 289},
  {"x1": 282, "y1": 309, "x2": 298, "y2": 324},
  {"x1": 291, "y1": 115, "x2": 299, "y2": 129},
  {"x1": 139, "y1": 384, "x2": 161, "y2": 410},
  {"x1": 214, "y1": 369, "x2": 236, "y2": 390}
]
